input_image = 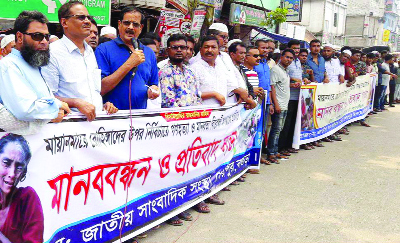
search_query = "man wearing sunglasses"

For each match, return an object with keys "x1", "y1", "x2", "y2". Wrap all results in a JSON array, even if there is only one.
[
  {"x1": 95, "y1": 6, "x2": 159, "y2": 110},
  {"x1": 42, "y1": 1, "x2": 118, "y2": 122},
  {"x1": 0, "y1": 11, "x2": 70, "y2": 124}
]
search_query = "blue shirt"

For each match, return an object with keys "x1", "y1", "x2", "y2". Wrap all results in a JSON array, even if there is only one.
[
  {"x1": 95, "y1": 37, "x2": 159, "y2": 110},
  {"x1": 306, "y1": 54, "x2": 326, "y2": 83},
  {"x1": 254, "y1": 59, "x2": 271, "y2": 104},
  {"x1": 0, "y1": 49, "x2": 61, "y2": 121},
  {"x1": 287, "y1": 58, "x2": 302, "y2": 100}
]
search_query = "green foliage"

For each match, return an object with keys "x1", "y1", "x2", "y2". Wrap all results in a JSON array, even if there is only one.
[{"x1": 260, "y1": 7, "x2": 288, "y2": 28}]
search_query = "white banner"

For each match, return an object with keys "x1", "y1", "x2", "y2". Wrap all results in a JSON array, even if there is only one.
[
  {"x1": 0, "y1": 104, "x2": 263, "y2": 243},
  {"x1": 293, "y1": 74, "x2": 376, "y2": 148}
]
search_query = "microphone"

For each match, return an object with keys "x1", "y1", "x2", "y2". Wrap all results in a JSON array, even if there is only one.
[{"x1": 131, "y1": 37, "x2": 139, "y2": 50}]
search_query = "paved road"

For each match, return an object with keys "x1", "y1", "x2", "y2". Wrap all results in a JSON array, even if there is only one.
[{"x1": 140, "y1": 106, "x2": 400, "y2": 243}]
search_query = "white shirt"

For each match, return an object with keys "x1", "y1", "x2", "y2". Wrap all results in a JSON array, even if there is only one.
[
  {"x1": 325, "y1": 58, "x2": 342, "y2": 83},
  {"x1": 41, "y1": 35, "x2": 103, "y2": 111},
  {"x1": 157, "y1": 58, "x2": 169, "y2": 69},
  {"x1": 190, "y1": 57, "x2": 235, "y2": 106},
  {"x1": 381, "y1": 62, "x2": 391, "y2": 86}
]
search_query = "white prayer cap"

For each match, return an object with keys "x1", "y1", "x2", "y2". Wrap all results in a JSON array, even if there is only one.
[
  {"x1": 342, "y1": 49, "x2": 352, "y2": 56},
  {"x1": 227, "y1": 39, "x2": 242, "y2": 48},
  {"x1": 1, "y1": 34, "x2": 15, "y2": 49},
  {"x1": 274, "y1": 49, "x2": 280, "y2": 53},
  {"x1": 209, "y1": 23, "x2": 229, "y2": 33},
  {"x1": 371, "y1": 51, "x2": 379, "y2": 54},
  {"x1": 324, "y1": 43, "x2": 334, "y2": 49},
  {"x1": 100, "y1": 26, "x2": 117, "y2": 37}
]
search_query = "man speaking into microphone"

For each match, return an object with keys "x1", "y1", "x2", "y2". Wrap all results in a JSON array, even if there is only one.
[{"x1": 95, "y1": 6, "x2": 159, "y2": 110}]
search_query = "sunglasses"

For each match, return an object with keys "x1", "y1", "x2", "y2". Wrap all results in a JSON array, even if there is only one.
[
  {"x1": 169, "y1": 45, "x2": 188, "y2": 51},
  {"x1": 65, "y1": 14, "x2": 93, "y2": 21},
  {"x1": 121, "y1": 20, "x2": 141, "y2": 28},
  {"x1": 22, "y1": 32, "x2": 50, "y2": 42},
  {"x1": 247, "y1": 54, "x2": 260, "y2": 58}
]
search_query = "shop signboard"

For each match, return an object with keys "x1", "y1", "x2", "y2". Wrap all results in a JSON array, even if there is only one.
[
  {"x1": 282, "y1": 0, "x2": 302, "y2": 22},
  {"x1": 229, "y1": 3, "x2": 266, "y2": 27},
  {"x1": 0, "y1": 0, "x2": 111, "y2": 25},
  {"x1": 383, "y1": 29, "x2": 390, "y2": 42}
]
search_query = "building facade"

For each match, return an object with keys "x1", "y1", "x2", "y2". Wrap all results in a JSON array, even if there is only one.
[
  {"x1": 299, "y1": 0, "x2": 347, "y2": 45},
  {"x1": 345, "y1": 0, "x2": 388, "y2": 48}
]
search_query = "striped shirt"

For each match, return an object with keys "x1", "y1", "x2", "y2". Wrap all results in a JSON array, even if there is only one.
[{"x1": 241, "y1": 65, "x2": 260, "y2": 88}]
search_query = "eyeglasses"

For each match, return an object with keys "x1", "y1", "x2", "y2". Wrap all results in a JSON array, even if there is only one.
[
  {"x1": 247, "y1": 54, "x2": 260, "y2": 58},
  {"x1": 121, "y1": 20, "x2": 141, "y2": 28},
  {"x1": 65, "y1": 14, "x2": 93, "y2": 21},
  {"x1": 169, "y1": 45, "x2": 188, "y2": 51},
  {"x1": 218, "y1": 34, "x2": 229, "y2": 40},
  {"x1": 22, "y1": 32, "x2": 50, "y2": 42}
]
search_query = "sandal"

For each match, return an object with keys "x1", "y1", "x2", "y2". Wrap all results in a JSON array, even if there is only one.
[
  {"x1": 312, "y1": 142, "x2": 324, "y2": 147},
  {"x1": 279, "y1": 151, "x2": 291, "y2": 156},
  {"x1": 360, "y1": 121, "x2": 370, "y2": 127},
  {"x1": 206, "y1": 194, "x2": 225, "y2": 205},
  {"x1": 178, "y1": 211, "x2": 193, "y2": 221},
  {"x1": 287, "y1": 148, "x2": 299, "y2": 153},
  {"x1": 137, "y1": 233, "x2": 147, "y2": 239},
  {"x1": 248, "y1": 169, "x2": 260, "y2": 174},
  {"x1": 260, "y1": 157, "x2": 271, "y2": 165},
  {"x1": 322, "y1": 137, "x2": 333, "y2": 142},
  {"x1": 241, "y1": 174, "x2": 247, "y2": 178},
  {"x1": 222, "y1": 186, "x2": 231, "y2": 191},
  {"x1": 276, "y1": 153, "x2": 288, "y2": 160},
  {"x1": 194, "y1": 201, "x2": 210, "y2": 213},
  {"x1": 237, "y1": 177, "x2": 245, "y2": 182},
  {"x1": 301, "y1": 144, "x2": 312, "y2": 150},
  {"x1": 231, "y1": 181, "x2": 240, "y2": 185},
  {"x1": 267, "y1": 156, "x2": 280, "y2": 164},
  {"x1": 166, "y1": 216, "x2": 183, "y2": 226}
]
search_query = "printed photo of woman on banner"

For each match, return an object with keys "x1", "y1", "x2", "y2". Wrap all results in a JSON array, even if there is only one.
[
  {"x1": 301, "y1": 87, "x2": 316, "y2": 131},
  {"x1": 0, "y1": 133, "x2": 44, "y2": 243}
]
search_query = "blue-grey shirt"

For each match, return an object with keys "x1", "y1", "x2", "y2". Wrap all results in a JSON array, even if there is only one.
[
  {"x1": 306, "y1": 54, "x2": 326, "y2": 83},
  {"x1": 287, "y1": 58, "x2": 302, "y2": 100},
  {"x1": 95, "y1": 37, "x2": 159, "y2": 110},
  {"x1": 254, "y1": 59, "x2": 271, "y2": 104},
  {"x1": 0, "y1": 49, "x2": 61, "y2": 121}
]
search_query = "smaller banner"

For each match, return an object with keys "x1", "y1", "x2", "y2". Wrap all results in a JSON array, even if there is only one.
[
  {"x1": 167, "y1": 0, "x2": 189, "y2": 15},
  {"x1": 293, "y1": 74, "x2": 376, "y2": 148},
  {"x1": 213, "y1": 0, "x2": 224, "y2": 20},
  {"x1": 158, "y1": 8, "x2": 192, "y2": 48},
  {"x1": 0, "y1": 0, "x2": 111, "y2": 25},
  {"x1": 282, "y1": 0, "x2": 303, "y2": 22},
  {"x1": 190, "y1": 7, "x2": 207, "y2": 39},
  {"x1": 199, "y1": 0, "x2": 216, "y2": 7},
  {"x1": 383, "y1": 29, "x2": 391, "y2": 42},
  {"x1": 229, "y1": 3, "x2": 266, "y2": 27}
]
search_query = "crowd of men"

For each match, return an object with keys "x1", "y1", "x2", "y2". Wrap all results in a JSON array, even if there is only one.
[{"x1": 0, "y1": 1, "x2": 399, "y2": 242}]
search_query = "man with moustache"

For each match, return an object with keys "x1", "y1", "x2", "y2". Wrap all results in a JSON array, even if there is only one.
[
  {"x1": 95, "y1": 6, "x2": 159, "y2": 110},
  {"x1": 42, "y1": 1, "x2": 117, "y2": 121},
  {"x1": 0, "y1": 11, "x2": 70, "y2": 123},
  {"x1": 190, "y1": 24, "x2": 252, "y2": 106},
  {"x1": 307, "y1": 39, "x2": 330, "y2": 83},
  {"x1": 85, "y1": 17, "x2": 99, "y2": 50}
]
